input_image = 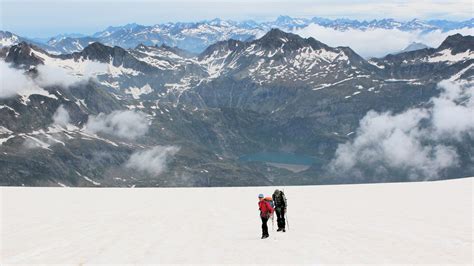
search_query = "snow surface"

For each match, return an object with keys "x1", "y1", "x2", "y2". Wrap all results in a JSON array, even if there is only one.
[
  {"x1": 0, "y1": 35, "x2": 19, "y2": 47},
  {"x1": 1, "y1": 177, "x2": 472, "y2": 264}
]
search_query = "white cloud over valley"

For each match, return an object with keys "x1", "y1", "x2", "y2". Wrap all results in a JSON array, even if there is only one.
[
  {"x1": 0, "y1": 60, "x2": 108, "y2": 100},
  {"x1": 125, "y1": 145, "x2": 180, "y2": 176},
  {"x1": 329, "y1": 80, "x2": 474, "y2": 180},
  {"x1": 52, "y1": 105, "x2": 71, "y2": 127},
  {"x1": 35, "y1": 61, "x2": 109, "y2": 88},
  {"x1": 294, "y1": 25, "x2": 474, "y2": 57},
  {"x1": 85, "y1": 110, "x2": 150, "y2": 139},
  {"x1": 0, "y1": 61, "x2": 50, "y2": 99}
]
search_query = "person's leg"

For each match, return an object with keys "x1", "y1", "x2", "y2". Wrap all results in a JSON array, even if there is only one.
[
  {"x1": 275, "y1": 209, "x2": 280, "y2": 230},
  {"x1": 280, "y1": 209, "x2": 286, "y2": 230},
  {"x1": 261, "y1": 216, "x2": 269, "y2": 236},
  {"x1": 276, "y1": 209, "x2": 284, "y2": 230}
]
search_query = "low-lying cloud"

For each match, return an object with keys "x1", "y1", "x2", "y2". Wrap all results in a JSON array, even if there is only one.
[
  {"x1": 430, "y1": 80, "x2": 474, "y2": 140},
  {"x1": 125, "y1": 145, "x2": 180, "y2": 176},
  {"x1": 52, "y1": 104, "x2": 71, "y2": 127},
  {"x1": 35, "y1": 61, "x2": 108, "y2": 88},
  {"x1": 21, "y1": 105, "x2": 72, "y2": 149},
  {"x1": 329, "y1": 80, "x2": 473, "y2": 180},
  {"x1": 0, "y1": 60, "x2": 108, "y2": 99},
  {"x1": 85, "y1": 110, "x2": 149, "y2": 139},
  {"x1": 294, "y1": 25, "x2": 474, "y2": 58},
  {"x1": 0, "y1": 61, "x2": 49, "y2": 98}
]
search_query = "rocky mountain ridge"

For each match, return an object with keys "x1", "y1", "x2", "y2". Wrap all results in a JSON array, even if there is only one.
[
  {"x1": 0, "y1": 29, "x2": 472, "y2": 186},
  {"x1": 2, "y1": 16, "x2": 472, "y2": 54}
]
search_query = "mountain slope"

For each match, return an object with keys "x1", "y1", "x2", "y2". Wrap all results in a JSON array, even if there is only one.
[
  {"x1": 0, "y1": 31, "x2": 473, "y2": 187},
  {"x1": 47, "y1": 36, "x2": 99, "y2": 54},
  {"x1": 372, "y1": 34, "x2": 474, "y2": 80},
  {"x1": 398, "y1": 42, "x2": 430, "y2": 53}
]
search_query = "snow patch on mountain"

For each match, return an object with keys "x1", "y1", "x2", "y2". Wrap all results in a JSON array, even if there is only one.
[
  {"x1": 0, "y1": 104, "x2": 20, "y2": 117},
  {"x1": 107, "y1": 64, "x2": 141, "y2": 77},
  {"x1": 164, "y1": 77, "x2": 195, "y2": 93},
  {"x1": 0, "y1": 135, "x2": 14, "y2": 145},
  {"x1": 426, "y1": 49, "x2": 473, "y2": 64},
  {"x1": 0, "y1": 31, "x2": 20, "y2": 47},
  {"x1": 293, "y1": 47, "x2": 348, "y2": 66},
  {"x1": 31, "y1": 48, "x2": 110, "y2": 85}
]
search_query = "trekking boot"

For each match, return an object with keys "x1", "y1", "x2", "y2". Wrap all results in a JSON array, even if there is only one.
[
  {"x1": 282, "y1": 229, "x2": 286, "y2": 232},
  {"x1": 277, "y1": 228, "x2": 282, "y2": 232},
  {"x1": 261, "y1": 234, "x2": 269, "y2": 239}
]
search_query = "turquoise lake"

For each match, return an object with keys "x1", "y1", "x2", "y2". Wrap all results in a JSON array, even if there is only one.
[{"x1": 239, "y1": 152, "x2": 315, "y2": 165}]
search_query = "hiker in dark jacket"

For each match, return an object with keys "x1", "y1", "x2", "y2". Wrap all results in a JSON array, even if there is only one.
[
  {"x1": 272, "y1": 189, "x2": 287, "y2": 232},
  {"x1": 258, "y1": 193, "x2": 274, "y2": 239}
]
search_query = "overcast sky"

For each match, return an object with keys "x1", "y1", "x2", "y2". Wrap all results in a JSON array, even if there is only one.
[{"x1": 1, "y1": 0, "x2": 472, "y2": 38}]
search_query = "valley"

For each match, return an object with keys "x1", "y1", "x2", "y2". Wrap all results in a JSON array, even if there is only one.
[{"x1": 0, "y1": 29, "x2": 473, "y2": 187}]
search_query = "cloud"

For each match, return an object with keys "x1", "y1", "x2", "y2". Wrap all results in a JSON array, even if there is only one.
[
  {"x1": 125, "y1": 145, "x2": 180, "y2": 176},
  {"x1": 431, "y1": 80, "x2": 474, "y2": 140},
  {"x1": 293, "y1": 25, "x2": 474, "y2": 57},
  {"x1": 52, "y1": 105, "x2": 71, "y2": 127},
  {"x1": 20, "y1": 105, "x2": 71, "y2": 149},
  {"x1": 0, "y1": 60, "x2": 108, "y2": 99},
  {"x1": 35, "y1": 64, "x2": 83, "y2": 88},
  {"x1": 85, "y1": 110, "x2": 149, "y2": 139},
  {"x1": 0, "y1": 61, "x2": 49, "y2": 98},
  {"x1": 329, "y1": 80, "x2": 473, "y2": 180},
  {"x1": 35, "y1": 61, "x2": 108, "y2": 88}
]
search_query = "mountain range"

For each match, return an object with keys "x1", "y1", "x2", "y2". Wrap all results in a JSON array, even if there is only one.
[
  {"x1": 1, "y1": 16, "x2": 473, "y2": 55},
  {"x1": 0, "y1": 27, "x2": 473, "y2": 187}
]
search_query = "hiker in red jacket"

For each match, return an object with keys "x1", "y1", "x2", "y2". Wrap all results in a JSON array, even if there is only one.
[{"x1": 258, "y1": 193, "x2": 274, "y2": 239}]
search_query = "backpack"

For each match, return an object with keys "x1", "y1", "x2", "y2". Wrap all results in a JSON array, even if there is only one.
[
  {"x1": 272, "y1": 190, "x2": 287, "y2": 208},
  {"x1": 264, "y1": 196, "x2": 274, "y2": 208}
]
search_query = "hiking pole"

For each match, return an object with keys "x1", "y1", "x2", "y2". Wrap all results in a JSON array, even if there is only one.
[{"x1": 271, "y1": 214, "x2": 275, "y2": 231}]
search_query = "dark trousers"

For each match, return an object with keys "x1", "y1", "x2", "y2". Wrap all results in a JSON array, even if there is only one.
[
  {"x1": 276, "y1": 208, "x2": 286, "y2": 229},
  {"x1": 261, "y1": 216, "x2": 269, "y2": 236}
]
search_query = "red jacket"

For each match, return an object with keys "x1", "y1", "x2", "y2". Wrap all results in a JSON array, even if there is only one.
[{"x1": 258, "y1": 200, "x2": 274, "y2": 218}]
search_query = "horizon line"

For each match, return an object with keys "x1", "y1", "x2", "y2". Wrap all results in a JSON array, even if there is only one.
[{"x1": 2, "y1": 15, "x2": 473, "y2": 39}]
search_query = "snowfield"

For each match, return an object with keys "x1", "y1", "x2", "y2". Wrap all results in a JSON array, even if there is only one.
[{"x1": 1, "y1": 178, "x2": 472, "y2": 264}]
